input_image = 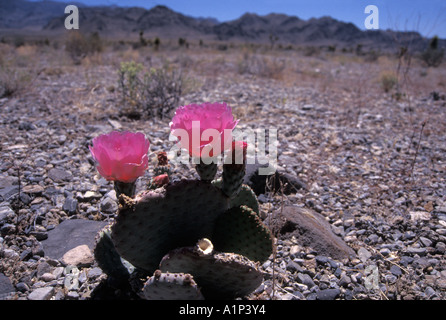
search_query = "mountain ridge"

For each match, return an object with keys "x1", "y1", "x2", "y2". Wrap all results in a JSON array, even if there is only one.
[{"x1": 1, "y1": 1, "x2": 444, "y2": 52}]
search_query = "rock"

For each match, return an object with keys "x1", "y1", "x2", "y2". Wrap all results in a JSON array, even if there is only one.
[
  {"x1": 317, "y1": 288, "x2": 340, "y2": 300},
  {"x1": 390, "y1": 265, "x2": 402, "y2": 277},
  {"x1": 358, "y1": 247, "x2": 372, "y2": 263},
  {"x1": 40, "y1": 273, "x2": 56, "y2": 282},
  {"x1": 0, "y1": 185, "x2": 19, "y2": 202},
  {"x1": 63, "y1": 197, "x2": 78, "y2": 215},
  {"x1": 0, "y1": 205, "x2": 15, "y2": 224},
  {"x1": 28, "y1": 287, "x2": 54, "y2": 300},
  {"x1": 22, "y1": 185, "x2": 44, "y2": 195},
  {"x1": 270, "y1": 206, "x2": 356, "y2": 261},
  {"x1": 100, "y1": 197, "x2": 118, "y2": 214},
  {"x1": 48, "y1": 168, "x2": 72, "y2": 182},
  {"x1": 41, "y1": 219, "x2": 108, "y2": 260},
  {"x1": 61, "y1": 244, "x2": 94, "y2": 267},
  {"x1": 0, "y1": 273, "x2": 15, "y2": 298},
  {"x1": 243, "y1": 163, "x2": 306, "y2": 195},
  {"x1": 297, "y1": 272, "x2": 316, "y2": 288}
]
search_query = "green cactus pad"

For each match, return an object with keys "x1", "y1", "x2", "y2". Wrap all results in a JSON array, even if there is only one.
[
  {"x1": 94, "y1": 225, "x2": 135, "y2": 281},
  {"x1": 159, "y1": 245, "x2": 263, "y2": 299},
  {"x1": 212, "y1": 178, "x2": 259, "y2": 215},
  {"x1": 221, "y1": 165, "x2": 245, "y2": 198},
  {"x1": 111, "y1": 180, "x2": 230, "y2": 273},
  {"x1": 195, "y1": 161, "x2": 218, "y2": 181},
  {"x1": 212, "y1": 205, "x2": 274, "y2": 263},
  {"x1": 143, "y1": 270, "x2": 204, "y2": 300}
]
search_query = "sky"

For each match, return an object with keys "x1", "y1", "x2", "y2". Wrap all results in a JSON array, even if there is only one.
[{"x1": 32, "y1": 0, "x2": 446, "y2": 38}]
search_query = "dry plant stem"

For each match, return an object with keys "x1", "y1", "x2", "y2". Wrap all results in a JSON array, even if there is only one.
[
  {"x1": 409, "y1": 120, "x2": 426, "y2": 184},
  {"x1": 265, "y1": 173, "x2": 285, "y2": 300}
]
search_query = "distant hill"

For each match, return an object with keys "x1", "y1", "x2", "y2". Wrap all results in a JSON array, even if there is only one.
[{"x1": 0, "y1": 0, "x2": 444, "y2": 52}]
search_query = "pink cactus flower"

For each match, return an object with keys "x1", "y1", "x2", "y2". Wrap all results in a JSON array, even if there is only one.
[
  {"x1": 169, "y1": 102, "x2": 239, "y2": 158},
  {"x1": 89, "y1": 131, "x2": 150, "y2": 183}
]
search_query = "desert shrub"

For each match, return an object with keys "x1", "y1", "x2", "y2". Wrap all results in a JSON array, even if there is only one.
[
  {"x1": 237, "y1": 52, "x2": 285, "y2": 79},
  {"x1": 65, "y1": 31, "x2": 103, "y2": 64},
  {"x1": 379, "y1": 71, "x2": 398, "y2": 93},
  {"x1": 0, "y1": 66, "x2": 32, "y2": 98},
  {"x1": 421, "y1": 36, "x2": 444, "y2": 67},
  {"x1": 118, "y1": 61, "x2": 185, "y2": 119}
]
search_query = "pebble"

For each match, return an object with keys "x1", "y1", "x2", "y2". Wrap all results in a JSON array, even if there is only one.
[
  {"x1": 28, "y1": 287, "x2": 54, "y2": 300},
  {"x1": 61, "y1": 245, "x2": 94, "y2": 267}
]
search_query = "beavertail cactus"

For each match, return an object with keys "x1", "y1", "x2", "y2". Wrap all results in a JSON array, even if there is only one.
[
  {"x1": 143, "y1": 270, "x2": 204, "y2": 300},
  {"x1": 92, "y1": 102, "x2": 274, "y2": 300}
]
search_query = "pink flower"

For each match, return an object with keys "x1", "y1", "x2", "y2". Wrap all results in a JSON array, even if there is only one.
[
  {"x1": 169, "y1": 102, "x2": 239, "y2": 158},
  {"x1": 89, "y1": 131, "x2": 150, "y2": 183}
]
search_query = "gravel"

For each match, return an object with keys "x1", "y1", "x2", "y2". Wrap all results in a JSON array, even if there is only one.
[{"x1": 0, "y1": 46, "x2": 445, "y2": 300}]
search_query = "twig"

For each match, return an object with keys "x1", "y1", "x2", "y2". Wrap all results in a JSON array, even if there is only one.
[{"x1": 409, "y1": 120, "x2": 427, "y2": 183}]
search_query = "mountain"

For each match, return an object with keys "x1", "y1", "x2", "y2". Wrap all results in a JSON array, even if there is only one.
[{"x1": 0, "y1": 1, "x2": 443, "y2": 52}]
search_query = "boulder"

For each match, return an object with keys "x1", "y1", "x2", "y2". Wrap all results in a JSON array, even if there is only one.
[
  {"x1": 268, "y1": 206, "x2": 355, "y2": 261},
  {"x1": 41, "y1": 219, "x2": 108, "y2": 260}
]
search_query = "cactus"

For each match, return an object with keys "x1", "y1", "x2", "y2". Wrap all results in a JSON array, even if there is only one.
[
  {"x1": 111, "y1": 180, "x2": 230, "y2": 272},
  {"x1": 143, "y1": 270, "x2": 204, "y2": 300},
  {"x1": 212, "y1": 178, "x2": 259, "y2": 215},
  {"x1": 92, "y1": 104, "x2": 274, "y2": 299},
  {"x1": 93, "y1": 152, "x2": 273, "y2": 299},
  {"x1": 94, "y1": 226, "x2": 135, "y2": 282},
  {"x1": 212, "y1": 205, "x2": 273, "y2": 263},
  {"x1": 158, "y1": 239, "x2": 264, "y2": 299}
]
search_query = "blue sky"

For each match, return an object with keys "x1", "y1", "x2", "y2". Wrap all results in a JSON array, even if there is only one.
[{"x1": 34, "y1": 0, "x2": 446, "y2": 38}]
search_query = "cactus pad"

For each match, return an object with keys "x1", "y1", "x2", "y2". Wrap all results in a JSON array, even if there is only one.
[
  {"x1": 212, "y1": 178, "x2": 259, "y2": 215},
  {"x1": 94, "y1": 225, "x2": 135, "y2": 281},
  {"x1": 212, "y1": 205, "x2": 273, "y2": 263},
  {"x1": 111, "y1": 180, "x2": 230, "y2": 272},
  {"x1": 159, "y1": 243, "x2": 263, "y2": 299},
  {"x1": 195, "y1": 161, "x2": 218, "y2": 181},
  {"x1": 143, "y1": 270, "x2": 204, "y2": 300}
]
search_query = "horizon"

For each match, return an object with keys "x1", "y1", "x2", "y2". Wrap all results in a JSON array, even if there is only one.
[{"x1": 28, "y1": 0, "x2": 446, "y2": 38}]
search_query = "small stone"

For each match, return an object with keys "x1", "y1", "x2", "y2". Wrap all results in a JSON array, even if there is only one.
[
  {"x1": 61, "y1": 245, "x2": 94, "y2": 267},
  {"x1": 81, "y1": 191, "x2": 102, "y2": 201},
  {"x1": 419, "y1": 236, "x2": 433, "y2": 247},
  {"x1": 317, "y1": 288, "x2": 340, "y2": 300},
  {"x1": 390, "y1": 265, "x2": 402, "y2": 276},
  {"x1": 15, "y1": 282, "x2": 29, "y2": 293},
  {"x1": 87, "y1": 267, "x2": 103, "y2": 280},
  {"x1": 358, "y1": 247, "x2": 371, "y2": 263},
  {"x1": 339, "y1": 274, "x2": 352, "y2": 288},
  {"x1": 286, "y1": 260, "x2": 303, "y2": 273},
  {"x1": 40, "y1": 273, "x2": 56, "y2": 282},
  {"x1": 0, "y1": 273, "x2": 15, "y2": 297},
  {"x1": 20, "y1": 249, "x2": 32, "y2": 261},
  {"x1": 28, "y1": 287, "x2": 54, "y2": 300},
  {"x1": 48, "y1": 168, "x2": 72, "y2": 182},
  {"x1": 52, "y1": 267, "x2": 64, "y2": 279},
  {"x1": 297, "y1": 272, "x2": 316, "y2": 288},
  {"x1": 3, "y1": 249, "x2": 19, "y2": 260},
  {"x1": 406, "y1": 247, "x2": 427, "y2": 256},
  {"x1": 100, "y1": 197, "x2": 118, "y2": 214},
  {"x1": 63, "y1": 197, "x2": 78, "y2": 215},
  {"x1": 22, "y1": 185, "x2": 44, "y2": 194},
  {"x1": 66, "y1": 291, "x2": 80, "y2": 300}
]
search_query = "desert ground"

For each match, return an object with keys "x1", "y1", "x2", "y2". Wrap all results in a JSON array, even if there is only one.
[{"x1": 0, "y1": 33, "x2": 445, "y2": 300}]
